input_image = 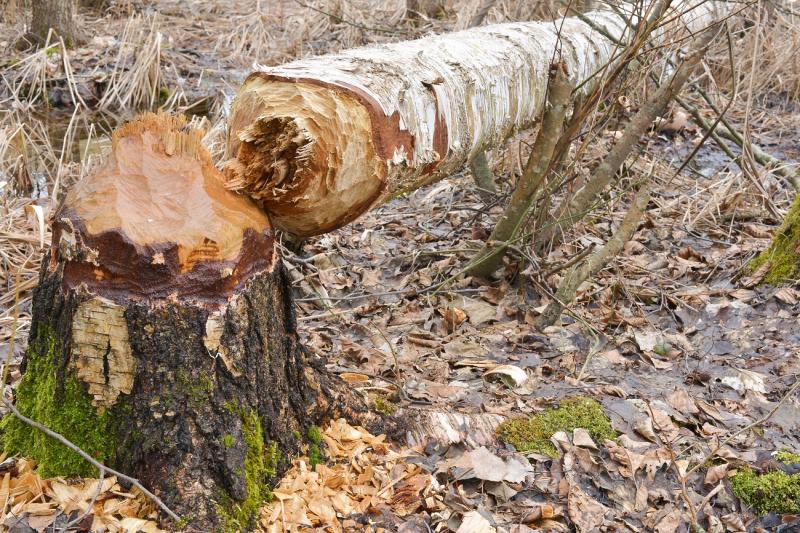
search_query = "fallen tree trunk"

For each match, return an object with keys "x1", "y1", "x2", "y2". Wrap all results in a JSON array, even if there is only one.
[
  {"x1": 2, "y1": 113, "x2": 363, "y2": 530},
  {"x1": 224, "y1": 1, "x2": 725, "y2": 236}
]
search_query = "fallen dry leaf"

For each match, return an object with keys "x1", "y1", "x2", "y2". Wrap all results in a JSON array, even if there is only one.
[
  {"x1": 457, "y1": 510, "x2": 496, "y2": 533},
  {"x1": 567, "y1": 484, "x2": 608, "y2": 532}
]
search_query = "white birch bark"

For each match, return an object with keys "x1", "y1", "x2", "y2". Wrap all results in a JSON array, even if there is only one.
[{"x1": 224, "y1": 0, "x2": 727, "y2": 236}]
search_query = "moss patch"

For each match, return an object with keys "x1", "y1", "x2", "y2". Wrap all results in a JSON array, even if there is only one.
[
  {"x1": 374, "y1": 396, "x2": 396, "y2": 416},
  {"x1": 776, "y1": 450, "x2": 800, "y2": 465},
  {"x1": 176, "y1": 368, "x2": 214, "y2": 406},
  {"x1": 731, "y1": 468, "x2": 800, "y2": 515},
  {"x1": 307, "y1": 425, "x2": 323, "y2": 470},
  {"x1": 217, "y1": 407, "x2": 279, "y2": 532},
  {"x1": 750, "y1": 195, "x2": 800, "y2": 284},
  {"x1": 2, "y1": 325, "x2": 117, "y2": 478},
  {"x1": 497, "y1": 397, "x2": 616, "y2": 457},
  {"x1": 221, "y1": 434, "x2": 235, "y2": 449}
]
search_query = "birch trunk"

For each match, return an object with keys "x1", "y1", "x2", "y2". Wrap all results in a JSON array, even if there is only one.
[{"x1": 224, "y1": 0, "x2": 726, "y2": 236}]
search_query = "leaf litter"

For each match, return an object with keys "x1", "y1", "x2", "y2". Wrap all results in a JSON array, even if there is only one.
[{"x1": 0, "y1": 456, "x2": 160, "y2": 532}]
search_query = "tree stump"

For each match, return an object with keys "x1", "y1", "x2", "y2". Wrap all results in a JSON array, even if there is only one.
[{"x1": 2, "y1": 113, "x2": 362, "y2": 530}]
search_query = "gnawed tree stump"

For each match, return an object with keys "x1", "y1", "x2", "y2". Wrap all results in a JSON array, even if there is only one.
[{"x1": 2, "y1": 113, "x2": 363, "y2": 530}]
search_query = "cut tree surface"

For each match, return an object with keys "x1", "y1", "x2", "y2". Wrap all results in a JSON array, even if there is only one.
[
  {"x1": 224, "y1": 0, "x2": 725, "y2": 236},
  {"x1": 2, "y1": 113, "x2": 364, "y2": 531}
]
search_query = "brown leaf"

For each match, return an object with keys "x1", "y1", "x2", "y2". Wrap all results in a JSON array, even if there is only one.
[
  {"x1": 666, "y1": 389, "x2": 699, "y2": 415},
  {"x1": 572, "y1": 428, "x2": 597, "y2": 450},
  {"x1": 457, "y1": 510, "x2": 496, "y2": 533},
  {"x1": 774, "y1": 287, "x2": 800, "y2": 305},
  {"x1": 441, "y1": 306, "x2": 467, "y2": 333},
  {"x1": 654, "y1": 506, "x2": 682, "y2": 533},
  {"x1": 390, "y1": 474, "x2": 428, "y2": 516},
  {"x1": 740, "y1": 261, "x2": 770, "y2": 288},
  {"x1": 704, "y1": 463, "x2": 729, "y2": 485},
  {"x1": 451, "y1": 296, "x2": 496, "y2": 325},
  {"x1": 567, "y1": 485, "x2": 608, "y2": 532},
  {"x1": 720, "y1": 513, "x2": 746, "y2": 533}
]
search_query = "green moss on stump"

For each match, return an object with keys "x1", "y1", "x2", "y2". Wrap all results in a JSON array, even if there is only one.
[
  {"x1": 176, "y1": 368, "x2": 214, "y2": 406},
  {"x1": 217, "y1": 407, "x2": 280, "y2": 532},
  {"x1": 307, "y1": 425, "x2": 323, "y2": 470},
  {"x1": 497, "y1": 397, "x2": 616, "y2": 457},
  {"x1": 2, "y1": 325, "x2": 117, "y2": 478},
  {"x1": 731, "y1": 468, "x2": 800, "y2": 515},
  {"x1": 750, "y1": 195, "x2": 800, "y2": 284}
]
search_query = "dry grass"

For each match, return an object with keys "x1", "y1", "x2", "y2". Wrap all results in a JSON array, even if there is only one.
[
  {"x1": 98, "y1": 13, "x2": 164, "y2": 111},
  {"x1": 0, "y1": 196, "x2": 45, "y2": 347},
  {"x1": 0, "y1": 108, "x2": 109, "y2": 347},
  {"x1": 706, "y1": 2, "x2": 800, "y2": 104},
  {"x1": 0, "y1": 31, "x2": 86, "y2": 110}
]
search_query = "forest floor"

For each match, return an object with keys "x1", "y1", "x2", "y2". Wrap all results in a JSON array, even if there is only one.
[{"x1": 1, "y1": 1, "x2": 800, "y2": 532}]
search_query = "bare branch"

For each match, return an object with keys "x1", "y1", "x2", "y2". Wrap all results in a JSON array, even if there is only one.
[{"x1": 0, "y1": 397, "x2": 182, "y2": 524}]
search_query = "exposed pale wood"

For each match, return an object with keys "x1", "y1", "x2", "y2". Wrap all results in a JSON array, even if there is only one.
[
  {"x1": 224, "y1": 81, "x2": 381, "y2": 237},
  {"x1": 58, "y1": 112, "x2": 275, "y2": 303},
  {"x1": 70, "y1": 295, "x2": 135, "y2": 411}
]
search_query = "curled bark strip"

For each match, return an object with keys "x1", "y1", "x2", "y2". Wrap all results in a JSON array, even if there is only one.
[{"x1": 225, "y1": 1, "x2": 726, "y2": 236}]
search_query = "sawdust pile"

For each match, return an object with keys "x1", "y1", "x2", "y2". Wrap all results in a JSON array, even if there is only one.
[
  {"x1": 0, "y1": 420, "x2": 433, "y2": 532},
  {"x1": 0, "y1": 456, "x2": 160, "y2": 532},
  {"x1": 260, "y1": 418, "x2": 432, "y2": 532}
]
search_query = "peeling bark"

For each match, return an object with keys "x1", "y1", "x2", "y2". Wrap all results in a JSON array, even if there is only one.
[
  {"x1": 404, "y1": 409, "x2": 504, "y2": 448},
  {"x1": 4, "y1": 113, "x2": 366, "y2": 530},
  {"x1": 70, "y1": 295, "x2": 135, "y2": 410},
  {"x1": 225, "y1": 0, "x2": 726, "y2": 236}
]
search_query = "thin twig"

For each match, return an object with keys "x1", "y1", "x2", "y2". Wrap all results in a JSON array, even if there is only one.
[
  {"x1": 541, "y1": 244, "x2": 595, "y2": 278},
  {"x1": 686, "y1": 377, "x2": 800, "y2": 477},
  {"x1": 0, "y1": 398, "x2": 182, "y2": 523},
  {"x1": 63, "y1": 466, "x2": 106, "y2": 530},
  {"x1": 292, "y1": 0, "x2": 407, "y2": 35}
]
